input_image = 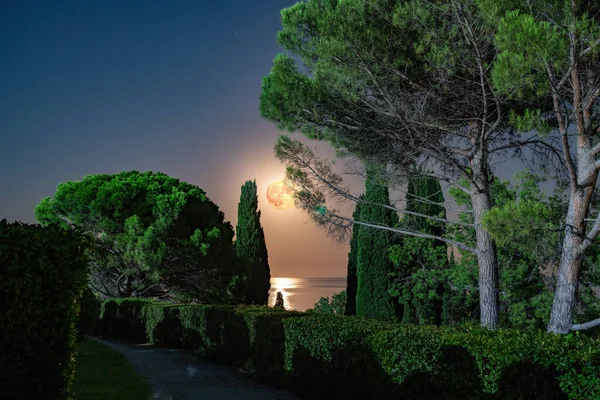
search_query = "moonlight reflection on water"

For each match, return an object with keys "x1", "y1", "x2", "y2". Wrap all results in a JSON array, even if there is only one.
[{"x1": 268, "y1": 277, "x2": 346, "y2": 311}]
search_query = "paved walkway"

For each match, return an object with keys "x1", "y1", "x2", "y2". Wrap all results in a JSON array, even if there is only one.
[{"x1": 89, "y1": 337, "x2": 298, "y2": 400}]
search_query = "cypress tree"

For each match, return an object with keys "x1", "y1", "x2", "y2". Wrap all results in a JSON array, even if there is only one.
[
  {"x1": 391, "y1": 173, "x2": 448, "y2": 324},
  {"x1": 236, "y1": 180, "x2": 271, "y2": 304},
  {"x1": 345, "y1": 196, "x2": 364, "y2": 316},
  {"x1": 356, "y1": 167, "x2": 398, "y2": 319},
  {"x1": 405, "y1": 174, "x2": 445, "y2": 235}
]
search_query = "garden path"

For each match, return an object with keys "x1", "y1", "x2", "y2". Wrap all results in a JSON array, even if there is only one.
[{"x1": 89, "y1": 337, "x2": 298, "y2": 400}]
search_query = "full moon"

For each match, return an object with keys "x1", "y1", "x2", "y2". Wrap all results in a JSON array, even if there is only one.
[{"x1": 266, "y1": 181, "x2": 295, "y2": 210}]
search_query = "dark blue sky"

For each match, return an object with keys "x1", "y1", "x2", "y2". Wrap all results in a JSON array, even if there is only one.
[{"x1": 1, "y1": 0, "x2": 349, "y2": 278}]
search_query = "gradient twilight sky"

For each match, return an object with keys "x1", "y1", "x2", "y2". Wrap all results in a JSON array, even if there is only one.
[{"x1": 0, "y1": 0, "x2": 351, "y2": 278}]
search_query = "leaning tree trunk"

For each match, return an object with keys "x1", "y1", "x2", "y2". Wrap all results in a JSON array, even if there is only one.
[
  {"x1": 547, "y1": 191, "x2": 586, "y2": 333},
  {"x1": 548, "y1": 162, "x2": 597, "y2": 333},
  {"x1": 547, "y1": 116, "x2": 598, "y2": 333},
  {"x1": 470, "y1": 151, "x2": 499, "y2": 330}
]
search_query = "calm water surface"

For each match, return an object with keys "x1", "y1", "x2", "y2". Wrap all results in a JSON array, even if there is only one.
[{"x1": 268, "y1": 277, "x2": 346, "y2": 311}]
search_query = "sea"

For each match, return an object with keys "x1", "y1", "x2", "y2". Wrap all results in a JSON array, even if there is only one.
[{"x1": 267, "y1": 277, "x2": 346, "y2": 311}]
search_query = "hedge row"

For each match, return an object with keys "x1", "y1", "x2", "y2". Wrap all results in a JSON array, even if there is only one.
[
  {"x1": 90, "y1": 299, "x2": 600, "y2": 399},
  {"x1": 0, "y1": 220, "x2": 89, "y2": 400}
]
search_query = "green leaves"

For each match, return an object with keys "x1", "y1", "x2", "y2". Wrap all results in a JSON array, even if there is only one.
[
  {"x1": 355, "y1": 166, "x2": 398, "y2": 320},
  {"x1": 482, "y1": 171, "x2": 559, "y2": 258},
  {"x1": 492, "y1": 8, "x2": 568, "y2": 98},
  {"x1": 312, "y1": 290, "x2": 347, "y2": 314},
  {"x1": 235, "y1": 179, "x2": 270, "y2": 305},
  {"x1": 0, "y1": 220, "x2": 89, "y2": 399},
  {"x1": 35, "y1": 171, "x2": 238, "y2": 302},
  {"x1": 508, "y1": 108, "x2": 553, "y2": 135}
]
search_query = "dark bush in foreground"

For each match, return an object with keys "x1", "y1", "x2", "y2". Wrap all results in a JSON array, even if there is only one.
[
  {"x1": 95, "y1": 298, "x2": 600, "y2": 399},
  {"x1": 0, "y1": 220, "x2": 89, "y2": 400}
]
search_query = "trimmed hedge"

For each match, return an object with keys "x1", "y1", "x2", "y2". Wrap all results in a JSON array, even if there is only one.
[
  {"x1": 94, "y1": 299, "x2": 600, "y2": 399},
  {"x1": 78, "y1": 286, "x2": 101, "y2": 337},
  {"x1": 0, "y1": 220, "x2": 90, "y2": 400},
  {"x1": 282, "y1": 315, "x2": 398, "y2": 399}
]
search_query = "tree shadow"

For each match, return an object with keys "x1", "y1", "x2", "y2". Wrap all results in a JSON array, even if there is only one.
[
  {"x1": 495, "y1": 361, "x2": 567, "y2": 400},
  {"x1": 399, "y1": 346, "x2": 490, "y2": 400},
  {"x1": 288, "y1": 344, "x2": 398, "y2": 400}
]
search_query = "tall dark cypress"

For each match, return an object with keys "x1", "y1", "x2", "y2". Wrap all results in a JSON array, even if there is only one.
[
  {"x1": 404, "y1": 174, "x2": 445, "y2": 235},
  {"x1": 236, "y1": 180, "x2": 271, "y2": 304},
  {"x1": 396, "y1": 174, "x2": 447, "y2": 324},
  {"x1": 345, "y1": 196, "x2": 364, "y2": 316},
  {"x1": 356, "y1": 167, "x2": 398, "y2": 319}
]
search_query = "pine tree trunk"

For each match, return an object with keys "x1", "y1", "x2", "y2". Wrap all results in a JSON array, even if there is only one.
[
  {"x1": 471, "y1": 189, "x2": 499, "y2": 329},
  {"x1": 547, "y1": 126, "x2": 597, "y2": 332},
  {"x1": 547, "y1": 189, "x2": 586, "y2": 333},
  {"x1": 470, "y1": 151, "x2": 499, "y2": 330}
]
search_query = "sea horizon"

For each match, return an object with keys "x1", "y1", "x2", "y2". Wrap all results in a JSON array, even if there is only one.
[{"x1": 267, "y1": 276, "x2": 346, "y2": 311}]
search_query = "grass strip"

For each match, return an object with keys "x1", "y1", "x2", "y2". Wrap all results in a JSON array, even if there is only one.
[{"x1": 72, "y1": 339, "x2": 152, "y2": 400}]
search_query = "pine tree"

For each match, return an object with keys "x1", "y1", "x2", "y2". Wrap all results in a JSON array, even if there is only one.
[
  {"x1": 356, "y1": 167, "x2": 398, "y2": 319},
  {"x1": 236, "y1": 180, "x2": 271, "y2": 304},
  {"x1": 345, "y1": 196, "x2": 364, "y2": 316}
]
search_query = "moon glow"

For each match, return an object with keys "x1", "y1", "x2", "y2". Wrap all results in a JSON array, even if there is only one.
[{"x1": 266, "y1": 181, "x2": 295, "y2": 210}]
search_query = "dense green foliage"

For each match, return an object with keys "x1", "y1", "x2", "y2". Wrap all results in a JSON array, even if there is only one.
[
  {"x1": 0, "y1": 220, "x2": 90, "y2": 400},
  {"x1": 312, "y1": 290, "x2": 347, "y2": 315},
  {"x1": 94, "y1": 298, "x2": 600, "y2": 399},
  {"x1": 283, "y1": 315, "x2": 396, "y2": 399},
  {"x1": 382, "y1": 171, "x2": 600, "y2": 330},
  {"x1": 35, "y1": 170, "x2": 245, "y2": 302},
  {"x1": 356, "y1": 168, "x2": 398, "y2": 319},
  {"x1": 448, "y1": 174, "x2": 584, "y2": 329},
  {"x1": 345, "y1": 198, "x2": 363, "y2": 316},
  {"x1": 236, "y1": 179, "x2": 271, "y2": 304},
  {"x1": 482, "y1": 173, "x2": 600, "y2": 328},
  {"x1": 389, "y1": 174, "x2": 448, "y2": 325},
  {"x1": 72, "y1": 339, "x2": 152, "y2": 400}
]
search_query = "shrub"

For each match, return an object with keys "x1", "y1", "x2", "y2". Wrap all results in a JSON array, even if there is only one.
[
  {"x1": 238, "y1": 306, "x2": 305, "y2": 381},
  {"x1": 447, "y1": 327, "x2": 599, "y2": 399},
  {"x1": 371, "y1": 325, "x2": 486, "y2": 399},
  {"x1": 143, "y1": 303, "x2": 182, "y2": 347},
  {"x1": 283, "y1": 315, "x2": 397, "y2": 399},
  {"x1": 98, "y1": 298, "x2": 154, "y2": 342},
  {"x1": 0, "y1": 220, "x2": 89, "y2": 400},
  {"x1": 373, "y1": 324, "x2": 600, "y2": 399}
]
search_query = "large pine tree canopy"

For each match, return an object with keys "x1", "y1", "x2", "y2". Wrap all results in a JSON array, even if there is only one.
[{"x1": 35, "y1": 171, "x2": 244, "y2": 303}]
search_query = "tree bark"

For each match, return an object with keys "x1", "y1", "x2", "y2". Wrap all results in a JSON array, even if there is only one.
[
  {"x1": 548, "y1": 189, "x2": 587, "y2": 333},
  {"x1": 470, "y1": 152, "x2": 499, "y2": 330}
]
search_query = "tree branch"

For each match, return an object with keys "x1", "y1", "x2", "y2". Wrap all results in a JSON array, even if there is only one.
[
  {"x1": 546, "y1": 64, "x2": 578, "y2": 189},
  {"x1": 577, "y1": 211, "x2": 600, "y2": 253},
  {"x1": 320, "y1": 207, "x2": 477, "y2": 254},
  {"x1": 571, "y1": 317, "x2": 600, "y2": 331}
]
